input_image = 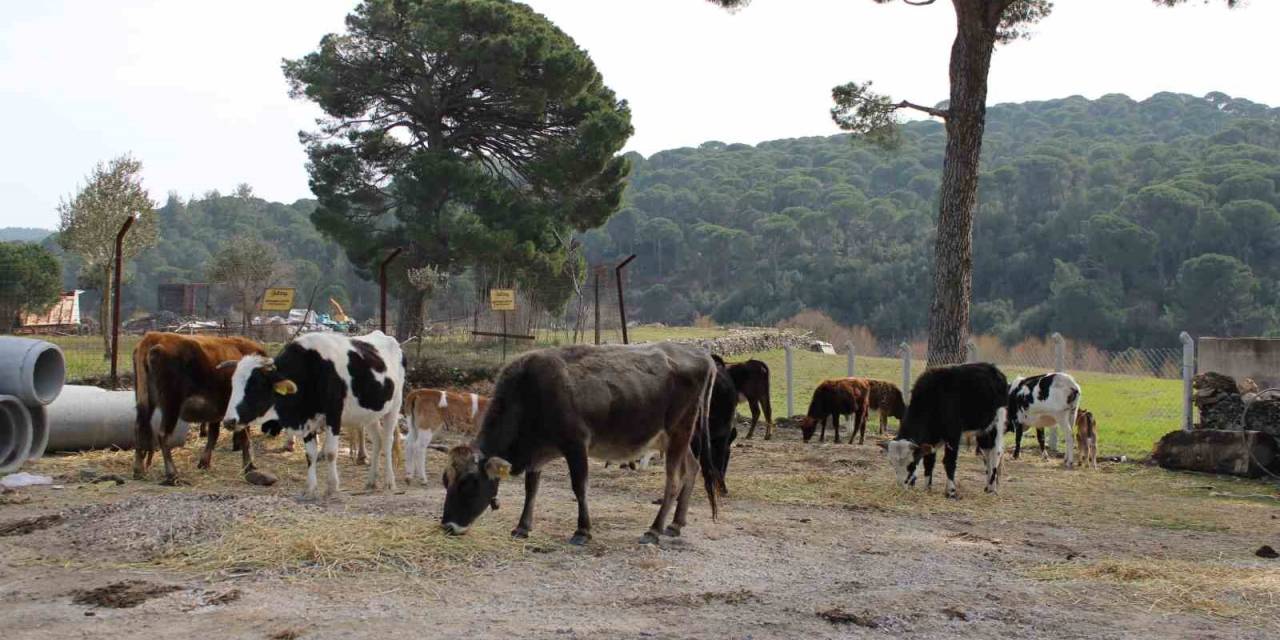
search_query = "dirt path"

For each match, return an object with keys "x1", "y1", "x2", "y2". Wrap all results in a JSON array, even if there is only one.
[{"x1": 2, "y1": 426, "x2": 1277, "y2": 639}]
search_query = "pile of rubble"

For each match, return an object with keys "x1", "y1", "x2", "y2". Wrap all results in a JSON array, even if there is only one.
[
  {"x1": 659, "y1": 329, "x2": 814, "y2": 358},
  {"x1": 1193, "y1": 371, "x2": 1280, "y2": 438}
]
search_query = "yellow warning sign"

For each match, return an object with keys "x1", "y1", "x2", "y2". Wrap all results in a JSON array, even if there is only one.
[
  {"x1": 490, "y1": 289, "x2": 516, "y2": 311},
  {"x1": 261, "y1": 288, "x2": 296, "y2": 312}
]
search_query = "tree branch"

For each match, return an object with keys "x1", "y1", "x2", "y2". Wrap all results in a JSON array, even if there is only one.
[{"x1": 896, "y1": 100, "x2": 949, "y2": 120}]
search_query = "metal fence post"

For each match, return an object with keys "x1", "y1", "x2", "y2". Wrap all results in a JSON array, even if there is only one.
[
  {"x1": 899, "y1": 342, "x2": 911, "y2": 402},
  {"x1": 109, "y1": 213, "x2": 138, "y2": 388},
  {"x1": 1180, "y1": 331, "x2": 1195, "y2": 432},
  {"x1": 846, "y1": 341, "x2": 855, "y2": 377},
  {"x1": 965, "y1": 338, "x2": 978, "y2": 363},
  {"x1": 785, "y1": 345, "x2": 794, "y2": 417}
]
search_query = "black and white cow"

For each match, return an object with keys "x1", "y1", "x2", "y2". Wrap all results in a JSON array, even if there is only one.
[
  {"x1": 1008, "y1": 372, "x2": 1082, "y2": 468},
  {"x1": 883, "y1": 363, "x2": 1008, "y2": 499},
  {"x1": 221, "y1": 331, "x2": 405, "y2": 499}
]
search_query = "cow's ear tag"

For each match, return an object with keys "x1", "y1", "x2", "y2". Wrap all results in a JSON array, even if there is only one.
[
  {"x1": 485, "y1": 457, "x2": 511, "y2": 480},
  {"x1": 274, "y1": 380, "x2": 298, "y2": 396}
]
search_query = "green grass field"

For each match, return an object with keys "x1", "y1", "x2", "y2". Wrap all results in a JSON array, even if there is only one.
[{"x1": 36, "y1": 326, "x2": 1181, "y2": 459}]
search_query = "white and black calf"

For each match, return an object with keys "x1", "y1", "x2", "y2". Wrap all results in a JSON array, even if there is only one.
[
  {"x1": 221, "y1": 331, "x2": 405, "y2": 499},
  {"x1": 1008, "y1": 372, "x2": 1082, "y2": 468},
  {"x1": 883, "y1": 363, "x2": 1008, "y2": 499}
]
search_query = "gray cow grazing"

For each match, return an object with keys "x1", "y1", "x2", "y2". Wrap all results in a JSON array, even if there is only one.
[{"x1": 440, "y1": 342, "x2": 718, "y2": 546}]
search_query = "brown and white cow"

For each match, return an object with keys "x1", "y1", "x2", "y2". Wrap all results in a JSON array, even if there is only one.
[
  {"x1": 401, "y1": 389, "x2": 490, "y2": 485},
  {"x1": 1074, "y1": 408, "x2": 1099, "y2": 469},
  {"x1": 866, "y1": 379, "x2": 907, "y2": 435},
  {"x1": 132, "y1": 332, "x2": 268, "y2": 484},
  {"x1": 798, "y1": 377, "x2": 871, "y2": 445}
]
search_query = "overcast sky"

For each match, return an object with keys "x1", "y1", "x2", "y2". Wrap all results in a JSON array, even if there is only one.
[{"x1": 2, "y1": 0, "x2": 1275, "y2": 230}]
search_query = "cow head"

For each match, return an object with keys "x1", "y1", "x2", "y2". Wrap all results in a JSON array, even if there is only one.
[
  {"x1": 219, "y1": 355, "x2": 296, "y2": 433},
  {"x1": 440, "y1": 444, "x2": 509, "y2": 535},
  {"x1": 798, "y1": 416, "x2": 818, "y2": 442},
  {"x1": 885, "y1": 439, "x2": 930, "y2": 488},
  {"x1": 980, "y1": 406, "x2": 1007, "y2": 494}
]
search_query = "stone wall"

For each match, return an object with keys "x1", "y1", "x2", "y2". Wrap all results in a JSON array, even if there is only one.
[{"x1": 653, "y1": 329, "x2": 815, "y2": 358}]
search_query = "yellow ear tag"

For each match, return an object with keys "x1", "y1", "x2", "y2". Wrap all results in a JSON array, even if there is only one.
[{"x1": 274, "y1": 380, "x2": 298, "y2": 396}]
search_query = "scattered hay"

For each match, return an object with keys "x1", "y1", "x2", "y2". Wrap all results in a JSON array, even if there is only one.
[
  {"x1": 0, "y1": 514, "x2": 64, "y2": 537},
  {"x1": 61, "y1": 494, "x2": 307, "y2": 561},
  {"x1": 633, "y1": 589, "x2": 759, "y2": 608},
  {"x1": 71, "y1": 580, "x2": 181, "y2": 608},
  {"x1": 167, "y1": 509, "x2": 546, "y2": 579},
  {"x1": 817, "y1": 607, "x2": 879, "y2": 627},
  {"x1": 1027, "y1": 558, "x2": 1280, "y2": 624},
  {"x1": 269, "y1": 628, "x2": 305, "y2": 640}
]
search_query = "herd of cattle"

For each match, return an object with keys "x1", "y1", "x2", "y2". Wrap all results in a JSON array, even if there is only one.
[{"x1": 131, "y1": 330, "x2": 1094, "y2": 544}]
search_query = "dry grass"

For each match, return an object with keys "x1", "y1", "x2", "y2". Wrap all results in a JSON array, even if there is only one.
[
  {"x1": 1027, "y1": 558, "x2": 1280, "y2": 627},
  {"x1": 164, "y1": 508, "x2": 553, "y2": 581}
]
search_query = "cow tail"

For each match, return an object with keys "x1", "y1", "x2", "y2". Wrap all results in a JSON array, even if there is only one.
[
  {"x1": 132, "y1": 342, "x2": 149, "y2": 408},
  {"x1": 698, "y1": 357, "x2": 719, "y2": 522}
]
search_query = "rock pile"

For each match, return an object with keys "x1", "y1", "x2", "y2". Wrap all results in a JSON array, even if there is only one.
[
  {"x1": 658, "y1": 329, "x2": 814, "y2": 358},
  {"x1": 1193, "y1": 371, "x2": 1280, "y2": 438}
]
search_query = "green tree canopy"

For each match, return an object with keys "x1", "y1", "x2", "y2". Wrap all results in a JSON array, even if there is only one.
[
  {"x1": 284, "y1": 0, "x2": 632, "y2": 333},
  {"x1": 0, "y1": 242, "x2": 62, "y2": 332}
]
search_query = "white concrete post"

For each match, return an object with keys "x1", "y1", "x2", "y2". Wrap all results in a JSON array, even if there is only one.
[
  {"x1": 899, "y1": 342, "x2": 911, "y2": 403},
  {"x1": 846, "y1": 341, "x2": 855, "y2": 377},
  {"x1": 1181, "y1": 331, "x2": 1195, "y2": 432},
  {"x1": 965, "y1": 338, "x2": 978, "y2": 364},
  {"x1": 785, "y1": 345, "x2": 794, "y2": 418}
]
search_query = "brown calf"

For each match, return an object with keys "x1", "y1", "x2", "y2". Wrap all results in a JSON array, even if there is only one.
[
  {"x1": 132, "y1": 332, "x2": 266, "y2": 484},
  {"x1": 402, "y1": 389, "x2": 490, "y2": 485},
  {"x1": 798, "y1": 377, "x2": 870, "y2": 445},
  {"x1": 712, "y1": 354, "x2": 774, "y2": 440},
  {"x1": 865, "y1": 379, "x2": 906, "y2": 435},
  {"x1": 1074, "y1": 408, "x2": 1098, "y2": 469}
]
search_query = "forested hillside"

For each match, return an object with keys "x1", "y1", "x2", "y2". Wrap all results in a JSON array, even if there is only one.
[
  {"x1": 581, "y1": 92, "x2": 1280, "y2": 348},
  {"x1": 37, "y1": 192, "x2": 378, "y2": 322}
]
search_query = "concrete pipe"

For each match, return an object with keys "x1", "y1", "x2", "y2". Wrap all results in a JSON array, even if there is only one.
[
  {"x1": 0, "y1": 337, "x2": 66, "y2": 407},
  {"x1": 0, "y1": 396, "x2": 34, "y2": 474},
  {"x1": 27, "y1": 405, "x2": 48, "y2": 461},
  {"x1": 44, "y1": 385, "x2": 188, "y2": 452}
]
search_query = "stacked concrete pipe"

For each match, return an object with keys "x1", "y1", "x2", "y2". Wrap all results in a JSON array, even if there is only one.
[{"x1": 0, "y1": 337, "x2": 64, "y2": 473}]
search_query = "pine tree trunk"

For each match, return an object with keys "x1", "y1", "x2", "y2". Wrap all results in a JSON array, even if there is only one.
[{"x1": 926, "y1": 3, "x2": 997, "y2": 368}]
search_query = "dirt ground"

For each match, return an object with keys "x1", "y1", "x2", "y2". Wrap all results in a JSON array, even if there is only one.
[{"x1": 2, "y1": 423, "x2": 1278, "y2": 640}]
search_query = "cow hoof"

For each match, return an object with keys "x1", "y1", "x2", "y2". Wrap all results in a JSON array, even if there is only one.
[
  {"x1": 568, "y1": 532, "x2": 590, "y2": 546},
  {"x1": 512, "y1": 527, "x2": 530, "y2": 539},
  {"x1": 663, "y1": 525, "x2": 682, "y2": 537},
  {"x1": 946, "y1": 491, "x2": 959, "y2": 500},
  {"x1": 160, "y1": 475, "x2": 185, "y2": 487},
  {"x1": 196, "y1": 459, "x2": 211, "y2": 470},
  {"x1": 639, "y1": 531, "x2": 661, "y2": 545},
  {"x1": 132, "y1": 470, "x2": 146, "y2": 481},
  {"x1": 356, "y1": 456, "x2": 368, "y2": 466}
]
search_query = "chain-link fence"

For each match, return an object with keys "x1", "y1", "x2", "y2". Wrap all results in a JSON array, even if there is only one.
[{"x1": 765, "y1": 332, "x2": 1190, "y2": 459}]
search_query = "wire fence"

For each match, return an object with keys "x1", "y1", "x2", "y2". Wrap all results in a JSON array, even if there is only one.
[{"x1": 766, "y1": 333, "x2": 1189, "y2": 459}]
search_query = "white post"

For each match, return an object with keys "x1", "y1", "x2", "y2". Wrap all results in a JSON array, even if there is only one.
[
  {"x1": 965, "y1": 338, "x2": 978, "y2": 364},
  {"x1": 1049, "y1": 332, "x2": 1066, "y2": 454},
  {"x1": 846, "y1": 341, "x2": 855, "y2": 377},
  {"x1": 899, "y1": 342, "x2": 911, "y2": 402},
  {"x1": 785, "y1": 345, "x2": 794, "y2": 418},
  {"x1": 1180, "y1": 331, "x2": 1195, "y2": 432}
]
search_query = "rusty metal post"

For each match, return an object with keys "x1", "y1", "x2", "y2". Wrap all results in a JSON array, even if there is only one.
[
  {"x1": 593, "y1": 268, "x2": 601, "y2": 345},
  {"x1": 615, "y1": 254, "x2": 636, "y2": 344},
  {"x1": 379, "y1": 247, "x2": 403, "y2": 335},
  {"x1": 109, "y1": 213, "x2": 138, "y2": 387}
]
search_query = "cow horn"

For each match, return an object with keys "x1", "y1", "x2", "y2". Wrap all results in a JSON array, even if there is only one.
[
  {"x1": 216, "y1": 360, "x2": 239, "y2": 371},
  {"x1": 484, "y1": 456, "x2": 511, "y2": 480}
]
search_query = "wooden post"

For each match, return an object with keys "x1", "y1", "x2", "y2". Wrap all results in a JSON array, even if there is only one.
[
  {"x1": 1050, "y1": 332, "x2": 1066, "y2": 454},
  {"x1": 109, "y1": 213, "x2": 137, "y2": 388},
  {"x1": 966, "y1": 338, "x2": 978, "y2": 363},
  {"x1": 899, "y1": 342, "x2": 911, "y2": 403},
  {"x1": 846, "y1": 341, "x2": 855, "y2": 377}
]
